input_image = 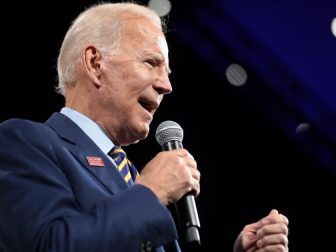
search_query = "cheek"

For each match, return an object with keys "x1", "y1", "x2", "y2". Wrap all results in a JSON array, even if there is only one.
[
  {"x1": 122, "y1": 69, "x2": 151, "y2": 93},
  {"x1": 104, "y1": 60, "x2": 151, "y2": 99}
]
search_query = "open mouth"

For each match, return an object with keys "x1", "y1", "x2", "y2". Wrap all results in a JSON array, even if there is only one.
[{"x1": 139, "y1": 99, "x2": 158, "y2": 114}]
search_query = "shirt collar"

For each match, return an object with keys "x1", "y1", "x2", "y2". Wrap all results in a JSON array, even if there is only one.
[{"x1": 60, "y1": 107, "x2": 114, "y2": 154}]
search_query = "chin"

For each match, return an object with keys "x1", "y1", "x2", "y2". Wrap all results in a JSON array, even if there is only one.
[
  {"x1": 128, "y1": 120, "x2": 150, "y2": 143},
  {"x1": 137, "y1": 124, "x2": 150, "y2": 139}
]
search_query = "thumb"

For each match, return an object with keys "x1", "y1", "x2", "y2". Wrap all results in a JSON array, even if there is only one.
[
  {"x1": 269, "y1": 209, "x2": 279, "y2": 215},
  {"x1": 257, "y1": 209, "x2": 279, "y2": 227}
]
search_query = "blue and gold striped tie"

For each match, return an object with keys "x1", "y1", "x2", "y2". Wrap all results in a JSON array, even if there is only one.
[{"x1": 109, "y1": 146, "x2": 139, "y2": 187}]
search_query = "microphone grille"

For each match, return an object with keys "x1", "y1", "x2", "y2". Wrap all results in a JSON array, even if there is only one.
[{"x1": 155, "y1": 120, "x2": 184, "y2": 146}]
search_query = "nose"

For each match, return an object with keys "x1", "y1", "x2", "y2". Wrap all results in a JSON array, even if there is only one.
[{"x1": 153, "y1": 74, "x2": 172, "y2": 95}]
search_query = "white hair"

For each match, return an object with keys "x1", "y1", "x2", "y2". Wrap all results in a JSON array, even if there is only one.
[{"x1": 55, "y1": 2, "x2": 163, "y2": 96}]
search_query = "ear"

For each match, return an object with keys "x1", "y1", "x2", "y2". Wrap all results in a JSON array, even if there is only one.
[{"x1": 83, "y1": 45, "x2": 102, "y2": 87}]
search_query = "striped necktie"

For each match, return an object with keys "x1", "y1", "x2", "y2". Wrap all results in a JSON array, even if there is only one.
[{"x1": 109, "y1": 146, "x2": 139, "y2": 187}]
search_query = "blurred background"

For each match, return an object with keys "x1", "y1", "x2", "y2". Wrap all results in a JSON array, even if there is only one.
[{"x1": 1, "y1": 0, "x2": 336, "y2": 251}]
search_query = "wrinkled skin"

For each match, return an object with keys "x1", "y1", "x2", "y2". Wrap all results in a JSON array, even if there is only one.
[{"x1": 234, "y1": 209, "x2": 289, "y2": 252}]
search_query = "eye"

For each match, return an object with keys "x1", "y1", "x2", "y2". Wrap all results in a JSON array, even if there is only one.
[
  {"x1": 144, "y1": 58, "x2": 160, "y2": 68},
  {"x1": 143, "y1": 57, "x2": 170, "y2": 75}
]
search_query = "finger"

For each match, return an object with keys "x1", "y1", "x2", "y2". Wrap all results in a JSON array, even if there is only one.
[
  {"x1": 257, "y1": 244, "x2": 288, "y2": 252},
  {"x1": 242, "y1": 221, "x2": 263, "y2": 233},
  {"x1": 269, "y1": 209, "x2": 278, "y2": 215},
  {"x1": 176, "y1": 148, "x2": 189, "y2": 157},
  {"x1": 192, "y1": 169, "x2": 201, "y2": 183},
  {"x1": 262, "y1": 211, "x2": 289, "y2": 226},
  {"x1": 190, "y1": 178, "x2": 200, "y2": 196},
  {"x1": 257, "y1": 223, "x2": 289, "y2": 239},
  {"x1": 268, "y1": 213, "x2": 289, "y2": 226},
  {"x1": 256, "y1": 233, "x2": 288, "y2": 250},
  {"x1": 175, "y1": 148, "x2": 195, "y2": 160},
  {"x1": 181, "y1": 155, "x2": 198, "y2": 178},
  {"x1": 186, "y1": 151, "x2": 195, "y2": 160},
  {"x1": 189, "y1": 168, "x2": 201, "y2": 196},
  {"x1": 251, "y1": 212, "x2": 287, "y2": 232},
  {"x1": 188, "y1": 161, "x2": 200, "y2": 187}
]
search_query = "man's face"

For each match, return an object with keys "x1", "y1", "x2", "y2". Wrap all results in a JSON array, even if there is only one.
[{"x1": 98, "y1": 16, "x2": 172, "y2": 145}]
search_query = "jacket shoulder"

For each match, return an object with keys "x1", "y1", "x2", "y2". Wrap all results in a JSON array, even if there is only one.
[
  {"x1": 0, "y1": 118, "x2": 47, "y2": 134},
  {"x1": 0, "y1": 118, "x2": 54, "y2": 146}
]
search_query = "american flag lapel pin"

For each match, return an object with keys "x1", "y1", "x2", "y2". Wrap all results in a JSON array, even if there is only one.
[{"x1": 86, "y1": 156, "x2": 105, "y2": 167}]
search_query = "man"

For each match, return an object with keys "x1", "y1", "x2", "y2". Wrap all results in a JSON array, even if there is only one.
[{"x1": 0, "y1": 2, "x2": 288, "y2": 252}]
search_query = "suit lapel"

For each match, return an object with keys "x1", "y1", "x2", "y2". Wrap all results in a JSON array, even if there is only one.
[
  {"x1": 46, "y1": 112, "x2": 128, "y2": 194},
  {"x1": 75, "y1": 149, "x2": 128, "y2": 193}
]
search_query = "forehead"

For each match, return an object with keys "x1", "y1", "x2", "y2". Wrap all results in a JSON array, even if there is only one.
[
  {"x1": 121, "y1": 15, "x2": 167, "y2": 50},
  {"x1": 121, "y1": 12, "x2": 162, "y2": 33}
]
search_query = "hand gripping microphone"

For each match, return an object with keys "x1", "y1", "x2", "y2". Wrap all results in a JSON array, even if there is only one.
[{"x1": 155, "y1": 120, "x2": 201, "y2": 245}]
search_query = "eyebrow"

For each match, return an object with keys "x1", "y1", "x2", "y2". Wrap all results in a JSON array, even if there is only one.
[{"x1": 145, "y1": 52, "x2": 171, "y2": 75}]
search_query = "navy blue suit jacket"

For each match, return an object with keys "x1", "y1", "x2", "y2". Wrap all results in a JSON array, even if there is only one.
[{"x1": 0, "y1": 113, "x2": 180, "y2": 252}]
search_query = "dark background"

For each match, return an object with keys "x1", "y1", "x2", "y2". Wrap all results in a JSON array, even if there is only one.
[{"x1": 1, "y1": 0, "x2": 336, "y2": 251}]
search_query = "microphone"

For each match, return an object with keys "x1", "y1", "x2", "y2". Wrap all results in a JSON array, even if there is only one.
[{"x1": 155, "y1": 120, "x2": 201, "y2": 245}]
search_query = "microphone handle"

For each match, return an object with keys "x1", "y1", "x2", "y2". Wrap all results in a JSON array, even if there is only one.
[{"x1": 162, "y1": 140, "x2": 201, "y2": 245}]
